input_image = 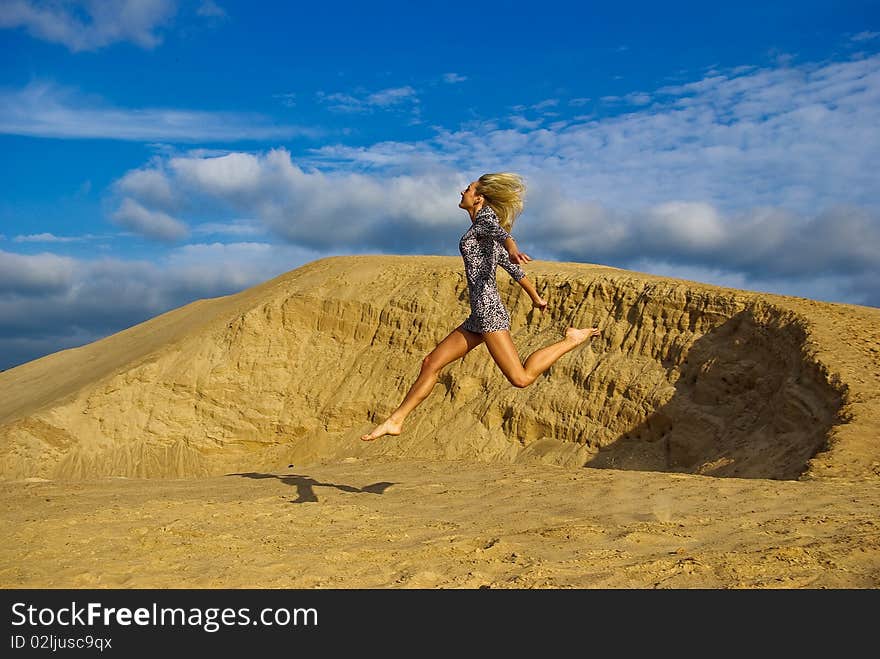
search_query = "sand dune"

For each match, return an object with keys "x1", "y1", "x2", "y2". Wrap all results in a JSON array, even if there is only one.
[
  {"x1": 2, "y1": 255, "x2": 878, "y2": 481},
  {"x1": 1, "y1": 255, "x2": 878, "y2": 587}
]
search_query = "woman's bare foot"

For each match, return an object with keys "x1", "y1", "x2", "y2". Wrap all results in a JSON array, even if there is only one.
[
  {"x1": 565, "y1": 326, "x2": 602, "y2": 345},
  {"x1": 360, "y1": 417, "x2": 403, "y2": 442}
]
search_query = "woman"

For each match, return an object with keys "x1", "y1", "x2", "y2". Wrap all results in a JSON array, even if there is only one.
[{"x1": 361, "y1": 172, "x2": 601, "y2": 442}]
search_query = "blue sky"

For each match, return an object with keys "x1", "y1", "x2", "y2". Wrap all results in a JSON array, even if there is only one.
[{"x1": 1, "y1": 0, "x2": 879, "y2": 371}]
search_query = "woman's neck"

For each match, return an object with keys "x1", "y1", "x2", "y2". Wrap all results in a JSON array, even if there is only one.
[{"x1": 469, "y1": 202, "x2": 485, "y2": 221}]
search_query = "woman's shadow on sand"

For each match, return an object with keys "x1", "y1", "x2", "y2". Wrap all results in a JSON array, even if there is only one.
[{"x1": 229, "y1": 471, "x2": 396, "y2": 504}]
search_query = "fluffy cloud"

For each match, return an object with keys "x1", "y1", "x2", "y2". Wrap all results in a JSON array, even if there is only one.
[
  {"x1": 0, "y1": 242, "x2": 325, "y2": 370},
  {"x1": 110, "y1": 44, "x2": 880, "y2": 298},
  {"x1": 106, "y1": 141, "x2": 880, "y2": 310},
  {"x1": 527, "y1": 200, "x2": 880, "y2": 302},
  {"x1": 109, "y1": 147, "x2": 465, "y2": 248},
  {"x1": 111, "y1": 198, "x2": 189, "y2": 242},
  {"x1": 0, "y1": 0, "x2": 178, "y2": 52},
  {"x1": 115, "y1": 167, "x2": 177, "y2": 208},
  {"x1": 0, "y1": 251, "x2": 76, "y2": 296}
]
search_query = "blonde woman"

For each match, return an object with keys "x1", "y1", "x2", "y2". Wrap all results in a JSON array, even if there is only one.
[{"x1": 361, "y1": 172, "x2": 601, "y2": 441}]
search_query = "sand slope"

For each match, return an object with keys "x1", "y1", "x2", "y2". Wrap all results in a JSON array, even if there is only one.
[{"x1": 1, "y1": 255, "x2": 878, "y2": 481}]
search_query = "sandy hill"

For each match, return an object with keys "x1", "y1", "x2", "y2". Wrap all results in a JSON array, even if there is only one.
[{"x1": 1, "y1": 255, "x2": 879, "y2": 482}]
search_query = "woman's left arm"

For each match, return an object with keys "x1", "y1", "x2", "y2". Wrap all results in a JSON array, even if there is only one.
[
  {"x1": 504, "y1": 236, "x2": 531, "y2": 265},
  {"x1": 474, "y1": 213, "x2": 531, "y2": 264}
]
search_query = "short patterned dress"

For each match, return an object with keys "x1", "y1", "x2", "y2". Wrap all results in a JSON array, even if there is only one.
[{"x1": 459, "y1": 204, "x2": 526, "y2": 333}]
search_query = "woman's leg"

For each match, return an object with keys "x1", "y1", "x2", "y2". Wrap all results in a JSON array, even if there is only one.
[
  {"x1": 482, "y1": 326, "x2": 601, "y2": 388},
  {"x1": 361, "y1": 324, "x2": 485, "y2": 441}
]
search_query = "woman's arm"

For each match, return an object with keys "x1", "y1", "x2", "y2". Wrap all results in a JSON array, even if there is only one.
[
  {"x1": 503, "y1": 236, "x2": 531, "y2": 265},
  {"x1": 494, "y1": 244, "x2": 547, "y2": 312},
  {"x1": 516, "y1": 276, "x2": 548, "y2": 312},
  {"x1": 496, "y1": 241, "x2": 526, "y2": 282}
]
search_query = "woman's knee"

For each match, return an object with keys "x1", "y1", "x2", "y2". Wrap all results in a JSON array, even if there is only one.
[
  {"x1": 500, "y1": 364, "x2": 532, "y2": 388},
  {"x1": 508, "y1": 372, "x2": 532, "y2": 388},
  {"x1": 421, "y1": 354, "x2": 444, "y2": 375}
]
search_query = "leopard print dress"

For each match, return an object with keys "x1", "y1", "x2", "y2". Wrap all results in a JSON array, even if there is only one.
[{"x1": 459, "y1": 204, "x2": 526, "y2": 333}]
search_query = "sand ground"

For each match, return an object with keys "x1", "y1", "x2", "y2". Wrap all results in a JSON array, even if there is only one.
[{"x1": 2, "y1": 457, "x2": 878, "y2": 589}]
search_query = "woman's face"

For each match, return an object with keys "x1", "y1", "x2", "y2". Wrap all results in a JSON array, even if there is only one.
[{"x1": 459, "y1": 180, "x2": 482, "y2": 211}]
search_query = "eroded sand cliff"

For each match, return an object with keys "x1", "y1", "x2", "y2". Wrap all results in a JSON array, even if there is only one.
[{"x1": 2, "y1": 255, "x2": 878, "y2": 482}]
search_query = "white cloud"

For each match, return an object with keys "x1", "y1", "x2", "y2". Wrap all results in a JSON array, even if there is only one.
[
  {"x1": 0, "y1": 80, "x2": 320, "y2": 141},
  {"x1": 367, "y1": 86, "x2": 418, "y2": 107},
  {"x1": 192, "y1": 220, "x2": 266, "y2": 237},
  {"x1": 107, "y1": 142, "x2": 880, "y2": 309},
  {"x1": 532, "y1": 99, "x2": 559, "y2": 111},
  {"x1": 624, "y1": 92, "x2": 652, "y2": 105},
  {"x1": 622, "y1": 256, "x2": 866, "y2": 306},
  {"x1": 0, "y1": 241, "x2": 327, "y2": 369},
  {"x1": 303, "y1": 141, "x2": 431, "y2": 171},
  {"x1": 0, "y1": 249, "x2": 76, "y2": 295},
  {"x1": 170, "y1": 152, "x2": 265, "y2": 196},
  {"x1": 442, "y1": 73, "x2": 467, "y2": 83},
  {"x1": 315, "y1": 92, "x2": 363, "y2": 114},
  {"x1": 112, "y1": 198, "x2": 189, "y2": 242},
  {"x1": 115, "y1": 166, "x2": 176, "y2": 208},
  {"x1": 109, "y1": 147, "x2": 468, "y2": 251},
  {"x1": 0, "y1": 0, "x2": 177, "y2": 52},
  {"x1": 509, "y1": 116, "x2": 543, "y2": 130},
  {"x1": 163, "y1": 242, "x2": 312, "y2": 291},
  {"x1": 305, "y1": 52, "x2": 878, "y2": 218},
  {"x1": 282, "y1": 54, "x2": 880, "y2": 306},
  {"x1": 316, "y1": 85, "x2": 419, "y2": 114},
  {"x1": 851, "y1": 31, "x2": 879, "y2": 43},
  {"x1": 520, "y1": 193, "x2": 880, "y2": 283},
  {"x1": 643, "y1": 202, "x2": 726, "y2": 251},
  {"x1": 13, "y1": 233, "x2": 105, "y2": 243}
]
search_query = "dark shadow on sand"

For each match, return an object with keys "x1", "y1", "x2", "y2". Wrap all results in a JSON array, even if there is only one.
[
  {"x1": 583, "y1": 307, "x2": 843, "y2": 480},
  {"x1": 229, "y1": 472, "x2": 396, "y2": 503}
]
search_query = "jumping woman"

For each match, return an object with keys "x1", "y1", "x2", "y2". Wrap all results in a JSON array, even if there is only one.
[{"x1": 361, "y1": 172, "x2": 601, "y2": 442}]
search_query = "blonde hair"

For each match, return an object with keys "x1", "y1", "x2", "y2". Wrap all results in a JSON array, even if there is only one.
[{"x1": 476, "y1": 172, "x2": 526, "y2": 233}]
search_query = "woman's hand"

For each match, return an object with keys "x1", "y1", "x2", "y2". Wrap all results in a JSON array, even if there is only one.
[
  {"x1": 532, "y1": 296, "x2": 548, "y2": 313},
  {"x1": 509, "y1": 249, "x2": 531, "y2": 265}
]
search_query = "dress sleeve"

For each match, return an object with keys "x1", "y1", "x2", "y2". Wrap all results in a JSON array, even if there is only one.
[
  {"x1": 494, "y1": 242, "x2": 526, "y2": 282},
  {"x1": 473, "y1": 212, "x2": 512, "y2": 245}
]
